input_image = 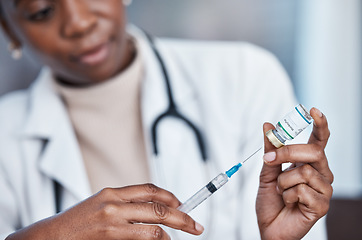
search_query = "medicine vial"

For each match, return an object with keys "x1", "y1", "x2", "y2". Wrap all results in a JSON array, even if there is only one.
[{"x1": 266, "y1": 104, "x2": 313, "y2": 148}]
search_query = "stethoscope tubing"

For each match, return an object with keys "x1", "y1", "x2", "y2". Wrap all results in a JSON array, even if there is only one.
[{"x1": 143, "y1": 30, "x2": 208, "y2": 161}]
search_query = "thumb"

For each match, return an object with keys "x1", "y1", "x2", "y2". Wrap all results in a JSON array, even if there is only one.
[{"x1": 260, "y1": 122, "x2": 282, "y2": 183}]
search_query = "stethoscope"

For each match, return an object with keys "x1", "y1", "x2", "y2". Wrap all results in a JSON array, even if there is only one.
[
  {"x1": 54, "y1": 31, "x2": 207, "y2": 214},
  {"x1": 144, "y1": 31, "x2": 208, "y2": 162}
]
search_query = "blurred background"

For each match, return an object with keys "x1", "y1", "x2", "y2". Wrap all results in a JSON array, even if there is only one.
[{"x1": 1, "y1": 0, "x2": 361, "y2": 238}]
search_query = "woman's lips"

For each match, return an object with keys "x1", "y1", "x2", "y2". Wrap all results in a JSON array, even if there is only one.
[{"x1": 75, "y1": 42, "x2": 111, "y2": 66}]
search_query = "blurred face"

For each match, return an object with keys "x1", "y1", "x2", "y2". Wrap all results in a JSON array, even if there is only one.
[{"x1": 0, "y1": 0, "x2": 132, "y2": 85}]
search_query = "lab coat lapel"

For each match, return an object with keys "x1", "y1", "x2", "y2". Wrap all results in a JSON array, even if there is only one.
[
  {"x1": 135, "y1": 28, "x2": 209, "y2": 198},
  {"x1": 137, "y1": 32, "x2": 169, "y2": 186},
  {"x1": 136, "y1": 28, "x2": 198, "y2": 183},
  {"x1": 22, "y1": 69, "x2": 91, "y2": 202}
]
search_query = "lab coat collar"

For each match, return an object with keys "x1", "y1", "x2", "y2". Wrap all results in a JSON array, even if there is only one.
[
  {"x1": 130, "y1": 26, "x2": 170, "y2": 130},
  {"x1": 130, "y1": 25, "x2": 196, "y2": 125},
  {"x1": 22, "y1": 68, "x2": 91, "y2": 201},
  {"x1": 23, "y1": 68, "x2": 60, "y2": 138}
]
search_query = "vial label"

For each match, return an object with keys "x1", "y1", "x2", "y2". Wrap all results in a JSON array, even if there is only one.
[{"x1": 275, "y1": 104, "x2": 312, "y2": 141}]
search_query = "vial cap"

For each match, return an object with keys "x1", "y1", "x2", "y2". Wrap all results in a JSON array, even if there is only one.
[{"x1": 266, "y1": 129, "x2": 285, "y2": 149}]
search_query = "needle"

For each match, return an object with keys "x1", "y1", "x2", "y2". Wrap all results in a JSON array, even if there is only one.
[{"x1": 242, "y1": 146, "x2": 263, "y2": 163}]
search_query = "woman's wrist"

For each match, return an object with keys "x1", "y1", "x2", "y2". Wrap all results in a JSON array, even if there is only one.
[{"x1": 6, "y1": 215, "x2": 61, "y2": 240}]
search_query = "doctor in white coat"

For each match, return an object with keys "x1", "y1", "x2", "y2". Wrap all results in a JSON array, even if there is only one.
[{"x1": 0, "y1": 1, "x2": 333, "y2": 240}]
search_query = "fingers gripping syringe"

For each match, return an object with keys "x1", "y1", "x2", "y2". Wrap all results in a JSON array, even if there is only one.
[
  {"x1": 177, "y1": 147, "x2": 262, "y2": 213},
  {"x1": 177, "y1": 104, "x2": 313, "y2": 214}
]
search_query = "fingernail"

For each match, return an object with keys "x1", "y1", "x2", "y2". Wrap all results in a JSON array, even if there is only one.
[
  {"x1": 314, "y1": 108, "x2": 323, "y2": 118},
  {"x1": 195, "y1": 222, "x2": 204, "y2": 233},
  {"x1": 276, "y1": 185, "x2": 281, "y2": 194},
  {"x1": 263, "y1": 152, "x2": 276, "y2": 163}
]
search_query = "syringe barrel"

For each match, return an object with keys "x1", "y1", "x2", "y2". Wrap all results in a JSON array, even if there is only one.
[{"x1": 177, "y1": 173, "x2": 229, "y2": 213}]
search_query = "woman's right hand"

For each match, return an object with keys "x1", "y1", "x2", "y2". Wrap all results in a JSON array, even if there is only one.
[{"x1": 6, "y1": 184, "x2": 204, "y2": 240}]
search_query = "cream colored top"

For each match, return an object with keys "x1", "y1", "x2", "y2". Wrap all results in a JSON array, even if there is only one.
[{"x1": 54, "y1": 41, "x2": 150, "y2": 194}]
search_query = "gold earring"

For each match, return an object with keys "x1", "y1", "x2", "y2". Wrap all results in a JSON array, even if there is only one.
[
  {"x1": 123, "y1": 0, "x2": 133, "y2": 6},
  {"x1": 8, "y1": 42, "x2": 22, "y2": 60}
]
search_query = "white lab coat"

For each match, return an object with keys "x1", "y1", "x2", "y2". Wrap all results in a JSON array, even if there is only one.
[{"x1": 0, "y1": 27, "x2": 326, "y2": 239}]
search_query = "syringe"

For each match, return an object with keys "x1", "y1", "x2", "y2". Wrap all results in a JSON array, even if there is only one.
[
  {"x1": 177, "y1": 104, "x2": 313, "y2": 214},
  {"x1": 177, "y1": 147, "x2": 262, "y2": 213}
]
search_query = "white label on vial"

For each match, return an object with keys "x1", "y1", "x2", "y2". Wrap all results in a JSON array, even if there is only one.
[{"x1": 278, "y1": 107, "x2": 311, "y2": 139}]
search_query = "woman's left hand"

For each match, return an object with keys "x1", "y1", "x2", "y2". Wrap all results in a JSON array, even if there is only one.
[{"x1": 256, "y1": 108, "x2": 334, "y2": 240}]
